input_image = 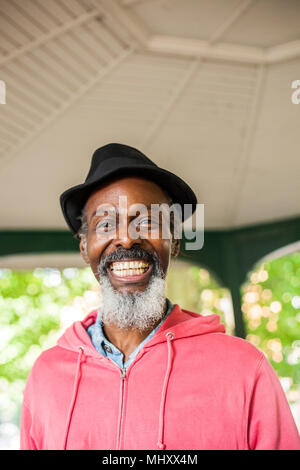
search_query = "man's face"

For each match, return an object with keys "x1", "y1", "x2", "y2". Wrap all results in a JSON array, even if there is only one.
[{"x1": 80, "y1": 175, "x2": 173, "y2": 294}]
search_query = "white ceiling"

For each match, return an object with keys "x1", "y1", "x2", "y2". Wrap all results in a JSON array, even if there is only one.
[{"x1": 0, "y1": 0, "x2": 300, "y2": 231}]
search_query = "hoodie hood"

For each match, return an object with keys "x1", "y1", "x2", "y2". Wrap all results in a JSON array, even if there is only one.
[{"x1": 57, "y1": 303, "x2": 226, "y2": 355}]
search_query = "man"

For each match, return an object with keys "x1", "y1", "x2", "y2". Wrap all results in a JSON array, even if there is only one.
[{"x1": 20, "y1": 143, "x2": 300, "y2": 450}]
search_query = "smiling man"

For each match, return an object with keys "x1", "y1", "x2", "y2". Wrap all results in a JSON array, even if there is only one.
[
  {"x1": 80, "y1": 174, "x2": 180, "y2": 367},
  {"x1": 20, "y1": 143, "x2": 300, "y2": 450}
]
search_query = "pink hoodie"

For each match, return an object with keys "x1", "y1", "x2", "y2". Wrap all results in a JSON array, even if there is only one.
[{"x1": 20, "y1": 304, "x2": 300, "y2": 450}]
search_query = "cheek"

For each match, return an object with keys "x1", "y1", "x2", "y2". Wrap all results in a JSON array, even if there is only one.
[
  {"x1": 154, "y1": 239, "x2": 171, "y2": 271},
  {"x1": 86, "y1": 232, "x2": 109, "y2": 266}
]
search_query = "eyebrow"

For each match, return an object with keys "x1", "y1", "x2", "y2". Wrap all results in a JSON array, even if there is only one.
[
  {"x1": 90, "y1": 207, "x2": 116, "y2": 219},
  {"x1": 89, "y1": 204, "x2": 162, "y2": 222}
]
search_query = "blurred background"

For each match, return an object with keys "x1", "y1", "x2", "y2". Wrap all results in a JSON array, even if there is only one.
[{"x1": 0, "y1": 0, "x2": 300, "y2": 448}]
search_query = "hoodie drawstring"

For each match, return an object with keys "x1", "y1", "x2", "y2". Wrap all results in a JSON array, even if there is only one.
[
  {"x1": 62, "y1": 346, "x2": 85, "y2": 450},
  {"x1": 61, "y1": 335, "x2": 175, "y2": 450},
  {"x1": 157, "y1": 331, "x2": 175, "y2": 450}
]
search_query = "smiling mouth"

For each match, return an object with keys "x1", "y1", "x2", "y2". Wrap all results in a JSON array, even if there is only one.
[{"x1": 109, "y1": 259, "x2": 151, "y2": 278}]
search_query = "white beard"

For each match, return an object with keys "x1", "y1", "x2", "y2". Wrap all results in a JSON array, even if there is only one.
[{"x1": 98, "y1": 271, "x2": 166, "y2": 332}]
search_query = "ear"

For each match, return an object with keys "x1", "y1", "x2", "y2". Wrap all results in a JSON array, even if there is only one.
[
  {"x1": 171, "y1": 237, "x2": 180, "y2": 258},
  {"x1": 79, "y1": 236, "x2": 90, "y2": 265}
]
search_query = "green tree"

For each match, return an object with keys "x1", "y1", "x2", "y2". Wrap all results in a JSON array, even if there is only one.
[
  {"x1": 242, "y1": 252, "x2": 300, "y2": 402},
  {"x1": 0, "y1": 267, "x2": 99, "y2": 425}
]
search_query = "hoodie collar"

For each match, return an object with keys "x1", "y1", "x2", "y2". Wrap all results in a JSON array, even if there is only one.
[{"x1": 57, "y1": 304, "x2": 225, "y2": 357}]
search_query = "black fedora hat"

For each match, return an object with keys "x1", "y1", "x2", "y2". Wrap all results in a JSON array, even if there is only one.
[{"x1": 60, "y1": 143, "x2": 197, "y2": 238}]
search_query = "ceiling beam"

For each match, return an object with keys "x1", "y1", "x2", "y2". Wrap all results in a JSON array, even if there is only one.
[
  {"x1": 0, "y1": 9, "x2": 100, "y2": 68},
  {"x1": 147, "y1": 35, "x2": 264, "y2": 64},
  {"x1": 267, "y1": 40, "x2": 300, "y2": 64},
  {"x1": 2, "y1": 0, "x2": 299, "y2": 70},
  {"x1": 98, "y1": 0, "x2": 300, "y2": 64},
  {"x1": 147, "y1": 35, "x2": 300, "y2": 64}
]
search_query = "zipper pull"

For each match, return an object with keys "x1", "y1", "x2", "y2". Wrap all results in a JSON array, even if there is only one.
[{"x1": 121, "y1": 367, "x2": 126, "y2": 379}]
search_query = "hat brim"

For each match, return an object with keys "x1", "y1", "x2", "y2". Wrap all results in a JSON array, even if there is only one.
[{"x1": 60, "y1": 164, "x2": 197, "y2": 237}]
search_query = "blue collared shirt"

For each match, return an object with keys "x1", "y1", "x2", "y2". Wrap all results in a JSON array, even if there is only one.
[{"x1": 87, "y1": 298, "x2": 174, "y2": 370}]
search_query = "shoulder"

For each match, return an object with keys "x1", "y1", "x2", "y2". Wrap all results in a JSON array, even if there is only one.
[
  {"x1": 31, "y1": 344, "x2": 74, "y2": 371},
  {"x1": 209, "y1": 332, "x2": 264, "y2": 361},
  {"x1": 23, "y1": 345, "x2": 75, "y2": 403},
  {"x1": 190, "y1": 331, "x2": 266, "y2": 377},
  {"x1": 211, "y1": 332, "x2": 263, "y2": 355}
]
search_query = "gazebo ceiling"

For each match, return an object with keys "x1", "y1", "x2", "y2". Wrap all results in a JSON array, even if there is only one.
[{"x1": 0, "y1": 0, "x2": 300, "y2": 232}]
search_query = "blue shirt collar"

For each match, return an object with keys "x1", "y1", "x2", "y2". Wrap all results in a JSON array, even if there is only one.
[{"x1": 87, "y1": 298, "x2": 174, "y2": 369}]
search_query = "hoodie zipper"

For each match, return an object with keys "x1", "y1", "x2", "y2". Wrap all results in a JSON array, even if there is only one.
[
  {"x1": 105, "y1": 357, "x2": 127, "y2": 450},
  {"x1": 105, "y1": 353, "x2": 147, "y2": 449},
  {"x1": 117, "y1": 367, "x2": 127, "y2": 450}
]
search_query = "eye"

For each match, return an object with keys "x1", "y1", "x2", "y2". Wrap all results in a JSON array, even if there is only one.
[
  {"x1": 140, "y1": 218, "x2": 152, "y2": 225},
  {"x1": 96, "y1": 220, "x2": 116, "y2": 232},
  {"x1": 138, "y1": 218, "x2": 160, "y2": 229}
]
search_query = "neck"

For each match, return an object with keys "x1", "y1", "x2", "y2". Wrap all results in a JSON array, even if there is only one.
[{"x1": 102, "y1": 298, "x2": 168, "y2": 362}]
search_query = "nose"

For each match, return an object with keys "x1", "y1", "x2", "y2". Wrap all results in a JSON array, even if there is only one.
[
  {"x1": 112, "y1": 219, "x2": 143, "y2": 250},
  {"x1": 114, "y1": 238, "x2": 142, "y2": 251}
]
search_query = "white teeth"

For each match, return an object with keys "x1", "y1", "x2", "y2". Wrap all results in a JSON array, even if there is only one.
[
  {"x1": 110, "y1": 260, "x2": 149, "y2": 271},
  {"x1": 113, "y1": 267, "x2": 147, "y2": 277},
  {"x1": 109, "y1": 259, "x2": 150, "y2": 277}
]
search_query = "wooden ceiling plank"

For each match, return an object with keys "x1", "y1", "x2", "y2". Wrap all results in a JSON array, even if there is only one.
[
  {"x1": 34, "y1": 46, "x2": 85, "y2": 91},
  {"x1": 94, "y1": 0, "x2": 149, "y2": 46},
  {"x1": 4, "y1": 93, "x2": 45, "y2": 122},
  {"x1": 43, "y1": 40, "x2": 93, "y2": 83},
  {"x1": 0, "y1": 115, "x2": 28, "y2": 138},
  {"x1": 0, "y1": 103, "x2": 38, "y2": 130},
  {"x1": 0, "y1": 1, "x2": 45, "y2": 40},
  {"x1": 59, "y1": 31, "x2": 103, "y2": 72},
  {"x1": 59, "y1": 0, "x2": 90, "y2": 16},
  {"x1": 0, "y1": 46, "x2": 134, "y2": 165},
  {"x1": 0, "y1": 9, "x2": 99, "y2": 67},
  {"x1": 37, "y1": 0, "x2": 74, "y2": 24},
  {"x1": 0, "y1": 12, "x2": 32, "y2": 44},
  {"x1": 19, "y1": 53, "x2": 73, "y2": 99},
  {"x1": 84, "y1": 20, "x2": 121, "y2": 61},
  {"x1": 6, "y1": 57, "x2": 70, "y2": 103},
  {"x1": 0, "y1": 70, "x2": 55, "y2": 114},
  {"x1": 2, "y1": 64, "x2": 62, "y2": 108},
  {"x1": 89, "y1": 23, "x2": 123, "y2": 57},
  {"x1": 75, "y1": 23, "x2": 110, "y2": 66},
  {"x1": 0, "y1": 127, "x2": 21, "y2": 145},
  {"x1": 12, "y1": 0, "x2": 59, "y2": 30},
  {"x1": 0, "y1": 31, "x2": 20, "y2": 54}
]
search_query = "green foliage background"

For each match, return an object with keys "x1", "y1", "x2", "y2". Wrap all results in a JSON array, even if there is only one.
[
  {"x1": 241, "y1": 252, "x2": 300, "y2": 400},
  {"x1": 0, "y1": 267, "x2": 98, "y2": 426}
]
